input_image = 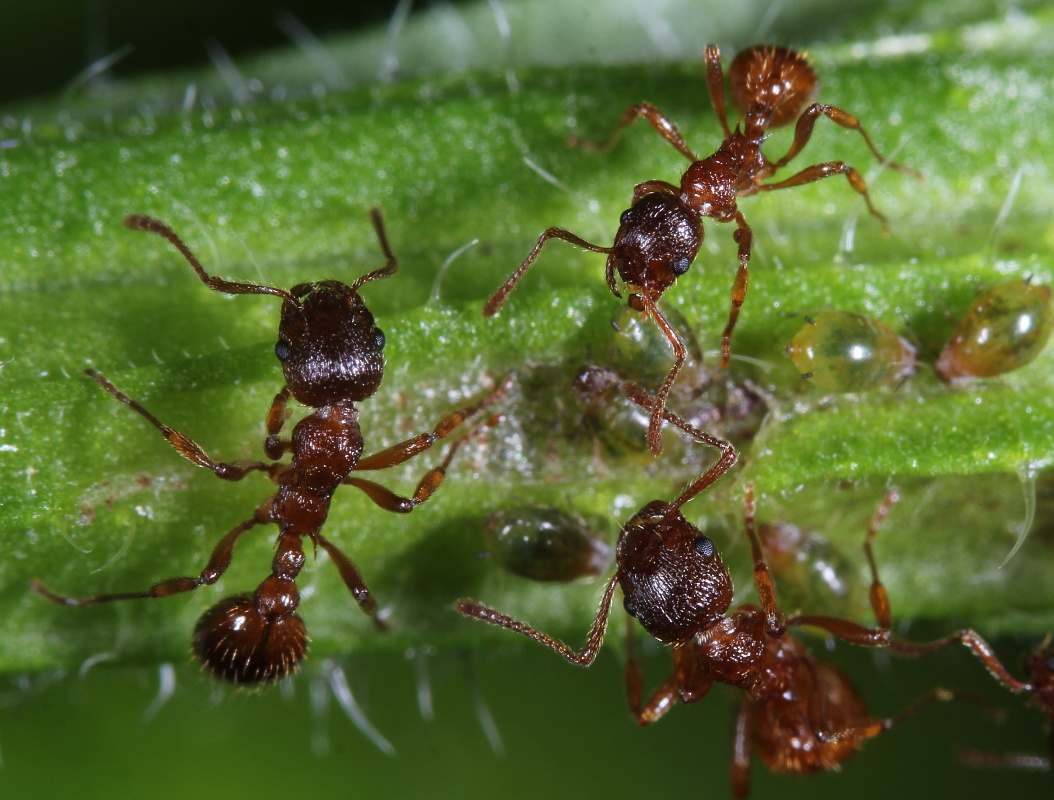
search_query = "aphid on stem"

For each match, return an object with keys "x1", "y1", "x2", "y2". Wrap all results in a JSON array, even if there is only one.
[
  {"x1": 485, "y1": 44, "x2": 919, "y2": 455},
  {"x1": 33, "y1": 209, "x2": 508, "y2": 685}
]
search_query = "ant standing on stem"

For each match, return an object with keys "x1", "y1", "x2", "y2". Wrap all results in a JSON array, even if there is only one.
[
  {"x1": 33, "y1": 209, "x2": 507, "y2": 685},
  {"x1": 458, "y1": 409, "x2": 1032, "y2": 794},
  {"x1": 484, "y1": 44, "x2": 920, "y2": 455}
]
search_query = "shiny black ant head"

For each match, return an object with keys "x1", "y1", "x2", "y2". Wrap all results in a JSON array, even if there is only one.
[
  {"x1": 729, "y1": 45, "x2": 818, "y2": 129},
  {"x1": 276, "y1": 279, "x2": 388, "y2": 407},
  {"x1": 193, "y1": 578, "x2": 307, "y2": 684},
  {"x1": 609, "y1": 192, "x2": 702, "y2": 301},
  {"x1": 616, "y1": 500, "x2": 733, "y2": 644}
]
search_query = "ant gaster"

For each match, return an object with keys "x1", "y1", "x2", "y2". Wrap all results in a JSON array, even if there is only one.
[
  {"x1": 459, "y1": 409, "x2": 1029, "y2": 794},
  {"x1": 484, "y1": 44, "x2": 919, "y2": 455},
  {"x1": 33, "y1": 210, "x2": 506, "y2": 684}
]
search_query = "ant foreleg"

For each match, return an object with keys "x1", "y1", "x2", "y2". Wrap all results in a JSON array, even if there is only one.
[
  {"x1": 720, "y1": 211, "x2": 753, "y2": 368},
  {"x1": 485, "y1": 229, "x2": 612, "y2": 317},
  {"x1": 621, "y1": 382, "x2": 738, "y2": 508},
  {"x1": 456, "y1": 574, "x2": 620, "y2": 666},
  {"x1": 87, "y1": 370, "x2": 279, "y2": 482},
  {"x1": 624, "y1": 616, "x2": 707, "y2": 725},
  {"x1": 31, "y1": 506, "x2": 268, "y2": 606},
  {"x1": 769, "y1": 103, "x2": 923, "y2": 181},
  {"x1": 569, "y1": 102, "x2": 698, "y2": 162},
  {"x1": 633, "y1": 294, "x2": 688, "y2": 456}
]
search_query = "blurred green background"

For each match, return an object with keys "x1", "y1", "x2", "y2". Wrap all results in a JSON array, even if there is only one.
[{"x1": 2, "y1": 0, "x2": 1052, "y2": 798}]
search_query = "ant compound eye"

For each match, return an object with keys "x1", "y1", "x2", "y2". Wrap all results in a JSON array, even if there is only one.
[
  {"x1": 275, "y1": 339, "x2": 292, "y2": 362},
  {"x1": 672, "y1": 257, "x2": 692, "y2": 276},
  {"x1": 623, "y1": 596, "x2": 639, "y2": 618},
  {"x1": 693, "y1": 535, "x2": 715, "y2": 558},
  {"x1": 373, "y1": 327, "x2": 386, "y2": 350},
  {"x1": 619, "y1": 208, "x2": 633, "y2": 226}
]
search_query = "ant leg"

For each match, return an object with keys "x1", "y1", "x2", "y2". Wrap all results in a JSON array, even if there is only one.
[
  {"x1": 485, "y1": 229, "x2": 613, "y2": 317},
  {"x1": 634, "y1": 293, "x2": 688, "y2": 456},
  {"x1": 314, "y1": 532, "x2": 387, "y2": 631},
  {"x1": 703, "y1": 44, "x2": 733, "y2": 140},
  {"x1": 756, "y1": 161, "x2": 890, "y2": 232},
  {"x1": 354, "y1": 376, "x2": 510, "y2": 471},
  {"x1": 742, "y1": 483, "x2": 785, "y2": 637},
  {"x1": 720, "y1": 211, "x2": 753, "y2": 368},
  {"x1": 625, "y1": 616, "x2": 705, "y2": 725},
  {"x1": 343, "y1": 411, "x2": 503, "y2": 513},
  {"x1": 769, "y1": 103, "x2": 923, "y2": 180},
  {"x1": 818, "y1": 687, "x2": 973, "y2": 744},
  {"x1": 31, "y1": 504, "x2": 270, "y2": 605},
  {"x1": 456, "y1": 574, "x2": 620, "y2": 666},
  {"x1": 569, "y1": 102, "x2": 698, "y2": 162},
  {"x1": 787, "y1": 489, "x2": 902, "y2": 646},
  {"x1": 787, "y1": 493, "x2": 1036, "y2": 695},
  {"x1": 86, "y1": 370, "x2": 278, "y2": 482},
  {"x1": 264, "y1": 386, "x2": 293, "y2": 459},
  {"x1": 123, "y1": 215, "x2": 295, "y2": 302},
  {"x1": 621, "y1": 382, "x2": 738, "y2": 509},
  {"x1": 730, "y1": 701, "x2": 753, "y2": 799}
]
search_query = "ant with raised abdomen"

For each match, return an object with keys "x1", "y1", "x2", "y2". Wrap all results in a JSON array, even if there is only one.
[
  {"x1": 32, "y1": 209, "x2": 507, "y2": 685},
  {"x1": 458, "y1": 412, "x2": 1030, "y2": 794},
  {"x1": 484, "y1": 44, "x2": 920, "y2": 455}
]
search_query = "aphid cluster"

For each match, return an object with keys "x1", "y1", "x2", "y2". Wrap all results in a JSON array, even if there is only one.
[{"x1": 33, "y1": 40, "x2": 1052, "y2": 795}]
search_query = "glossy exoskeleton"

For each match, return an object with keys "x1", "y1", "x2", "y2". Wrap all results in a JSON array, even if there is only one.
[
  {"x1": 485, "y1": 44, "x2": 918, "y2": 454},
  {"x1": 33, "y1": 210, "x2": 506, "y2": 684}
]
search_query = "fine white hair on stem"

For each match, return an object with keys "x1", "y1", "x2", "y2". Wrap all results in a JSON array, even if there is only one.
[
  {"x1": 379, "y1": 0, "x2": 414, "y2": 83},
  {"x1": 141, "y1": 663, "x2": 177, "y2": 723},
  {"x1": 275, "y1": 11, "x2": 348, "y2": 91},
  {"x1": 328, "y1": 661, "x2": 396, "y2": 756}
]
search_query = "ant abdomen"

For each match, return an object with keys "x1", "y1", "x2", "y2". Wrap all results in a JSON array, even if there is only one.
[
  {"x1": 193, "y1": 589, "x2": 308, "y2": 684},
  {"x1": 728, "y1": 45, "x2": 818, "y2": 128}
]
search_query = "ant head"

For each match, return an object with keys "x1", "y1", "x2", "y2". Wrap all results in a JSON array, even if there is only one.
[
  {"x1": 276, "y1": 279, "x2": 388, "y2": 407},
  {"x1": 616, "y1": 500, "x2": 733, "y2": 644},
  {"x1": 610, "y1": 193, "x2": 702, "y2": 300},
  {"x1": 193, "y1": 581, "x2": 307, "y2": 684},
  {"x1": 729, "y1": 46, "x2": 818, "y2": 129}
]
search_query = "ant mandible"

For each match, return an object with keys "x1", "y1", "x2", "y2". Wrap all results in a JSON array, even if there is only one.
[
  {"x1": 459, "y1": 430, "x2": 1028, "y2": 794},
  {"x1": 33, "y1": 209, "x2": 507, "y2": 685},
  {"x1": 485, "y1": 44, "x2": 919, "y2": 455}
]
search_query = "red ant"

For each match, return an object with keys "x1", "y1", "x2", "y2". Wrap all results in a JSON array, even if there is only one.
[
  {"x1": 458, "y1": 413, "x2": 1029, "y2": 794},
  {"x1": 484, "y1": 44, "x2": 919, "y2": 455},
  {"x1": 32, "y1": 209, "x2": 507, "y2": 685}
]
